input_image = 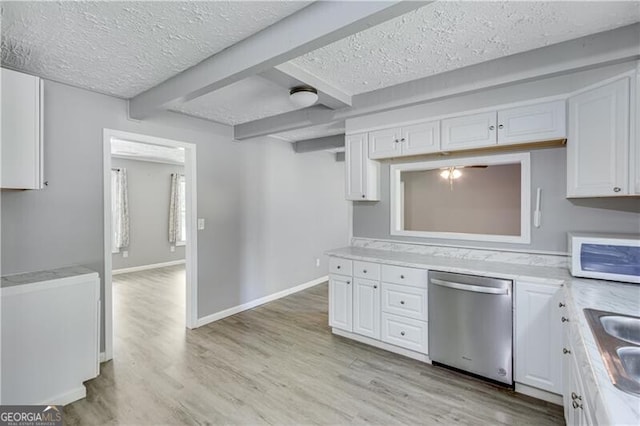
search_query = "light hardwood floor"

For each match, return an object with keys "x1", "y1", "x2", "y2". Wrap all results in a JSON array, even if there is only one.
[{"x1": 65, "y1": 265, "x2": 564, "y2": 425}]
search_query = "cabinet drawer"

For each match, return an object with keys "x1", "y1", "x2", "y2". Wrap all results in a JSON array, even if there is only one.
[
  {"x1": 381, "y1": 282, "x2": 427, "y2": 321},
  {"x1": 353, "y1": 261, "x2": 380, "y2": 280},
  {"x1": 381, "y1": 264, "x2": 428, "y2": 287},
  {"x1": 381, "y1": 313, "x2": 428, "y2": 354},
  {"x1": 329, "y1": 257, "x2": 352, "y2": 276}
]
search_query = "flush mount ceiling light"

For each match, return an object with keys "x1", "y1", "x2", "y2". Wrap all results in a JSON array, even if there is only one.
[{"x1": 289, "y1": 86, "x2": 318, "y2": 108}]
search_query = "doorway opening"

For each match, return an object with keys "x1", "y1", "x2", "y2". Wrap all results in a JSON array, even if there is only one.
[{"x1": 102, "y1": 129, "x2": 198, "y2": 361}]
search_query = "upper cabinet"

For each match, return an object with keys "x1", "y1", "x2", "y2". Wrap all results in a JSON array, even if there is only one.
[
  {"x1": 497, "y1": 100, "x2": 566, "y2": 146},
  {"x1": 345, "y1": 133, "x2": 380, "y2": 201},
  {"x1": 1, "y1": 68, "x2": 44, "y2": 190},
  {"x1": 567, "y1": 77, "x2": 632, "y2": 197},
  {"x1": 441, "y1": 101, "x2": 566, "y2": 152},
  {"x1": 441, "y1": 112, "x2": 497, "y2": 151},
  {"x1": 369, "y1": 121, "x2": 439, "y2": 159}
]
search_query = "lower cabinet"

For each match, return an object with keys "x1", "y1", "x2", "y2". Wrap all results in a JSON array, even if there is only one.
[
  {"x1": 514, "y1": 281, "x2": 563, "y2": 395},
  {"x1": 353, "y1": 278, "x2": 380, "y2": 339},
  {"x1": 562, "y1": 320, "x2": 596, "y2": 425},
  {"x1": 381, "y1": 312, "x2": 428, "y2": 354},
  {"x1": 329, "y1": 274, "x2": 352, "y2": 332}
]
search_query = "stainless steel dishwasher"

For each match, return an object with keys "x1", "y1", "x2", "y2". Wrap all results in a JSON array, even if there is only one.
[{"x1": 428, "y1": 270, "x2": 513, "y2": 385}]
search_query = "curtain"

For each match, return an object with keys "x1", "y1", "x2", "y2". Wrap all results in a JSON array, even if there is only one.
[
  {"x1": 111, "y1": 168, "x2": 129, "y2": 251},
  {"x1": 169, "y1": 173, "x2": 187, "y2": 246},
  {"x1": 169, "y1": 173, "x2": 181, "y2": 245}
]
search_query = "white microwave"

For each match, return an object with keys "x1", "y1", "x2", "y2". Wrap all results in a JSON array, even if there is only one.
[{"x1": 568, "y1": 233, "x2": 640, "y2": 284}]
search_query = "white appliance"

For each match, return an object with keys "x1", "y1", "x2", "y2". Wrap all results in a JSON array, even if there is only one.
[{"x1": 568, "y1": 233, "x2": 640, "y2": 284}]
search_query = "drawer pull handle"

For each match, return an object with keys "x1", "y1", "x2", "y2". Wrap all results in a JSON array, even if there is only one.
[
  {"x1": 363, "y1": 270, "x2": 367, "y2": 273},
  {"x1": 346, "y1": 281, "x2": 350, "y2": 285},
  {"x1": 400, "y1": 301, "x2": 405, "y2": 305},
  {"x1": 572, "y1": 401, "x2": 583, "y2": 410},
  {"x1": 571, "y1": 392, "x2": 582, "y2": 401},
  {"x1": 400, "y1": 275, "x2": 405, "y2": 279},
  {"x1": 400, "y1": 331, "x2": 405, "y2": 336},
  {"x1": 489, "y1": 125, "x2": 495, "y2": 130},
  {"x1": 337, "y1": 266, "x2": 341, "y2": 269},
  {"x1": 561, "y1": 316, "x2": 569, "y2": 322},
  {"x1": 563, "y1": 348, "x2": 571, "y2": 354},
  {"x1": 559, "y1": 302, "x2": 566, "y2": 308},
  {"x1": 498, "y1": 124, "x2": 504, "y2": 129},
  {"x1": 373, "y1": 285, "x2": 377, "y2": 289},
  {"x1": 613, "y1": 187, "x2": 621, "y2": 192}
]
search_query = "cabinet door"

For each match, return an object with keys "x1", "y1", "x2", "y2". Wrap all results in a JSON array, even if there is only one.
[
  {"x1": 329, "y1": 275, "x2": 352, "y2": 332},
  {"x1": 497, "y1": 100, "x2": 566, "y2": 145},
  {"x1": 567, "y1": 78, "x2": 630, "y2": 197},
  {"x1": 345, "y1": 133, "x2": 366, "y2": 200},
  {"x1": 1, "y1": 68, "x2": 42, "y2": 189},
  {"x1": 441, "y1": 112, "x2": 497, "y2": 151},
  {"x1": 401, "y1": 121, "x2": 440, "y2": 156},
  {"x1": 515, "y1": 281, "x2": 562, "y2": 394},
  {"x1": 369, "y1": 127, "x2": 401, "y2": 159},
  {"x1": 353, "y1": 278, "x2": 380, "y2": 339},
  {"x1": 345, "y1": 133, "x2": 379, "y2": 201}
]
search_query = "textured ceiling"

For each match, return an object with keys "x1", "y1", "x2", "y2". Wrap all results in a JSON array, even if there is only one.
[
  {"x1": 111, "y1": 139, "x2": 185, "y2": 164},
  {"x1": 290, "y1": 1, "x2": 640, "y2": 95},
  {"x1": 172, "y1": 75, "x2": 301, "y2": 125},
  {"x1": 0, "y1": 1, "x2": 311, "y2": 98}
]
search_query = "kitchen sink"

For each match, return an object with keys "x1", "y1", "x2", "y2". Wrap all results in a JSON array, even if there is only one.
[
  {"x1": 584, "y1": 309, "x2": 640, "y2": 396},
  {"x1": 601, "y1": 316, "x2": 640, "y2": 346}
]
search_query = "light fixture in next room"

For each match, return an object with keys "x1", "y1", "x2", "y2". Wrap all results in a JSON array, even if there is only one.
[{"x1": 289, "y1": 86, "x2": 318, "y2": 108}]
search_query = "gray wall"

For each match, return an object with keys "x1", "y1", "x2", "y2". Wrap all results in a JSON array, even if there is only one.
[
  {"x1": 1, "y1": 80, "x2": 349, "y2": 351},
  {"x1": 111, "y1": 158, "x2": 185, "y2": 270},
  {"x1": 354, "y1": 147, "x2": 640, "y2": 253}
]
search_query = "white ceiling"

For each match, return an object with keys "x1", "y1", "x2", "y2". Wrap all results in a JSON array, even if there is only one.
[
  {"x1": 172, "y1": 75, "x2": 301, "y2": 125},
  {"x1": 1, "y1": 1, "x2": 638, "y2": 136},
  {"x1": 0, "y1": 1, "x2": 312, "y2": 98},
  {"x1": 291, "y1": 1, "x2": 640, "y2": 95},
  {"x1": 272, "y1": 122, "x2": 346, "y2": 143},
  {"x1": 111, "y1": 139, "x2": 185, "y2": 164}
]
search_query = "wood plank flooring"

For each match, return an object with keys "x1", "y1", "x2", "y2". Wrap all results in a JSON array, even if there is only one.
[{"x1": 64, "y1": 265, "x2": 564, "y2": 425}]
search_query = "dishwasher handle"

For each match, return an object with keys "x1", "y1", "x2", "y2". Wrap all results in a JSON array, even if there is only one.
[{"x1": 430, "y1": 278, "x2": 510, "y2": 295}]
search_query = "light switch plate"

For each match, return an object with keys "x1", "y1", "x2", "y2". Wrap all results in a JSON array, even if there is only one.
[{"x1": 197, "y1": 218, "x2": 205, "y2": 230}]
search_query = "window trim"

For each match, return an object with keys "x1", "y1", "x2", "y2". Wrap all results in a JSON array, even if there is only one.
[{"x1": 389, "y1": 152, "x2": 531, "y2": 244}]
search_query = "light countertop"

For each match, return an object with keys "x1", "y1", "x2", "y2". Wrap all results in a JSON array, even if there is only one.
[
  {"x1": 1, "y1": 265, "x2": 98, "y2": 289},
  {"x1": 327, "y1": 245, "x2": 640, "y2": 424}
]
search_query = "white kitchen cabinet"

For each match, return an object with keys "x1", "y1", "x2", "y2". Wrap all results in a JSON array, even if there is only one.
[
  {"x1": 497, "y1": 100, "x2": 566, "y2": 146},
  {"x1": 368, "y1": 127, "x2": 401, "y2": 159},
  {"x1": 567, "y1": 77, "x2": 630, "y2": 197},
  {"x1": 381, "y1": 312, "x2": 428, "y2": 354},
  {"x1": 1, "y1": 68, "x2": 43, "y2": 189},
  {"x1": 369, "y1": 121, "x2": 439, "y2": 159},
  {"x1": 329, "y1": 275, "x2": 352, "y2": 332},
  {"x1": 345, "y1": 133, "x2": 379, "y2": 201},
  {"x1": 401, "y1": 121, "x2": 440, "y2": 156},
  {"x1": 563, "y1": 324, "x2": 596, "y2": 425},
  {"x1": 630, "y1": 65, "x2": 640, "y2": 195},
  {"x1": 353, "y1": 278, "x2": 380, "y2": 339},
  {"x1": 441, "y1": 111, "x2": 497, "y2": 151},
  {"x1": 515, "y1": 281, "x2": 563, "y2": 395}
]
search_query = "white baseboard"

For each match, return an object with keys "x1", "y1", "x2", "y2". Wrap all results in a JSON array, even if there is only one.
[
  {"x1": 515, "y1": 382, "x2": 563, "y2": 405},
  {"x1": 112, "y1": 259, "x2": 186, "y2": 275},
  {"x1": 332, "y1": 328, "x2": 431, "y2": 363},
  {"x1": 196, "y1": 275, "x2": 328, "y2": 328},
  {"x1": 41, "y1": 385, "x2": 87, "y2": 406}
]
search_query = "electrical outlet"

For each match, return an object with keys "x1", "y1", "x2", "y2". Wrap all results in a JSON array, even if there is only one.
[
  {"x1": 170, "y1": 245, "x2": 175, "y2": 252},
  {"x1": 315, "y1": 258, "x2": 320, "y2": 267},
  {"x1": 197, "y1": 218, "x2": 205, "y2": 230},
  {"x1": 122, "y1": 251, "x2": 129, "y2": 258}
]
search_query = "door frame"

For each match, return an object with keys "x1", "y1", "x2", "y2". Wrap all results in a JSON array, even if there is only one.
[{"x1": 102, "y1": 129, "x2": 198, "y2": 361}]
